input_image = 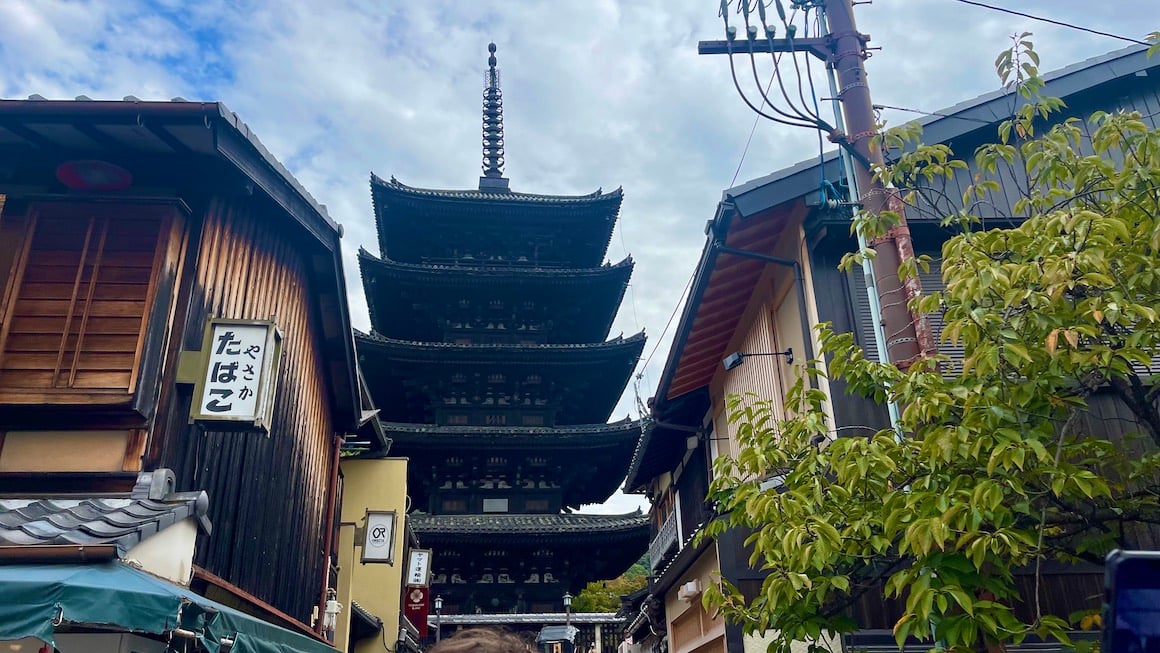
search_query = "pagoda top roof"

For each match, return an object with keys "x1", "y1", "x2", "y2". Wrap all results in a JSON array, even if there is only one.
[
  {"x1": 373, "y1": 174, "x2": 623, "y2": 206},
  {"x1": 411, "y1": 511, "x2": 648, "y2": 535}
]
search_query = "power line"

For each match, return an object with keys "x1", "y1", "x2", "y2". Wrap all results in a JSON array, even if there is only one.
[
  {"x1": 640, "y1": 269, "x2": 696, "y2": 375},
  {"x1": 950, "y1": 0, "x2": 1150, "y2": 47},
  {"x1": 873, "y1": 102, "x2": 996, "y2": 124}
]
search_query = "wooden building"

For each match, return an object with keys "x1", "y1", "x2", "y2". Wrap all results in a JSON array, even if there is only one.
[
  {"x1": 626, "y1": 45, "x2": 1160, "y2": 653},
  {"x1": 355, "y1": 45, "x2": 649, "y2": 638},
  {"x1": 0, "y1": 98, "x2": 386, "y2": 652}
]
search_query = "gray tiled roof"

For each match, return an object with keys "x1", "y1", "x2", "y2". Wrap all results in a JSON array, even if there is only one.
[
  {"x1": 0, "y1": 492, "x2": 210, "y2": 556},
  {"x1": 410, "y1": 511, "x2": 647, "y2": 535}
]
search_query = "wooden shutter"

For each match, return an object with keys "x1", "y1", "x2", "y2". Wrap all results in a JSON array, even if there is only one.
[
  {"x1": 0, "y1": 204, "x2": 171, "y2": 397},
  {"x1": 847, "y1": 266, "x2": 882, "y2": 362}
]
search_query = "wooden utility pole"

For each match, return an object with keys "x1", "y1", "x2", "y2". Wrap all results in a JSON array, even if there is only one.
[
  {"x1": 822, "y1": 0, "x2": 931, "y2": 365},
  {"x1": 699, "y1": 0, "x2": 934, "y2": 367}
]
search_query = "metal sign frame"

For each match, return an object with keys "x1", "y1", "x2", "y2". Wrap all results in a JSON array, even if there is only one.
[
  {"x1": 361, "y1": 510, "x2": 398, "y2": 564},
  {"x1": 189, "y1": 318, "x2": 283, "y2": 433}
]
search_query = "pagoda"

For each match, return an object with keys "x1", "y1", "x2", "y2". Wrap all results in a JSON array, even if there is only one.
[{"x1": 357, "y1": 44, "x2": 649, "y2": 618}]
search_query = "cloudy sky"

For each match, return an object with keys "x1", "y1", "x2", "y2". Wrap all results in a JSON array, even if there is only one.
[{"x1": 2, "y1": 1, "x2": 1154, "y2": 514}]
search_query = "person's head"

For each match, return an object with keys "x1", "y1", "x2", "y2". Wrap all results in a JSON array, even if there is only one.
[{"x1": 428, "y1": 628, "x2": 533, "y2": 653}]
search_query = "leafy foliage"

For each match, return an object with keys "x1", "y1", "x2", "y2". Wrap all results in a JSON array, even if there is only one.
[
  {"x1": 572, "y1": 555, "x2": 648, "y2": 613},
  {"x1": 701, "y1": 34, "x2": 1160, "y2": 653}
]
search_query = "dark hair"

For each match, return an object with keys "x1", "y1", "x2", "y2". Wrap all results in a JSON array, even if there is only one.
[{"x1": 428, "y1": 628, "x2": 533, "y2": 653}]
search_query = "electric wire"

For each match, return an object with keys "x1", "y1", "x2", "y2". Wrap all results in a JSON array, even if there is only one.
[
  {"x1": 949, "y1": 0, "x2": 1151, "y2": 47},
  {"x1": 721, "y1": 3, "x2": 818, "y2": 129},
  {"x1": 740, "y1": 2, "x2": 825, "y2": 125},
  {"x1": 639, "y1": 269, "x2": 697, "y2": 378},
  {"x1": 873, "y1": 102, "x2": 997, "y2": 125}
]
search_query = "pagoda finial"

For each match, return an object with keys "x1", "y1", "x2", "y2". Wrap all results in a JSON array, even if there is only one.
[{"x1": 479, "y1": 42, "x2": 510, "y2": 192}]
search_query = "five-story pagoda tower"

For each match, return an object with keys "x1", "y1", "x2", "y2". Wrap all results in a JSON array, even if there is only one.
[{"x1": 357, "y1": 44, "x2": 649, "y2": 619}]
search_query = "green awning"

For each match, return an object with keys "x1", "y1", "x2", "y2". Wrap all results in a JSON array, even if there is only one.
[{"x1": 0, "y1": 562, "x2": 338, "y2": 653}]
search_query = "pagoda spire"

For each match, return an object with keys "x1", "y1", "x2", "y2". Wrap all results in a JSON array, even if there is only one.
[{"x1": 479, "y1": 42, "x2": 510, "y2": 192}]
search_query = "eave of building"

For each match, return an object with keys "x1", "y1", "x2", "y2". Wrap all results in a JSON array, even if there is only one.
[
  {"x1": 0, "y1": 98, "x2": 362, "y2": 431},
  {"x1": 389, "y1": 422, "x2": 642, "y2": 507},
  {"x1": 653, "y1": 200, "x2": 803, "y2": 405},
  {"x1": 379, "y1": 419, "x2": 642, "y2": 447},
  {"x1": 359, "y1": 250, "x2": 632, "y2": 342},
  {"x1": 411, "y1": 512, "x2": 648, "y2": 537},
  {"x1": 623, "y1": 389, "x2": 710, "y2": 493},
  {"x1": 355, "y1": 331, "x2": 646, "y2": 363},
  {"x1": 373, "y1": 174, "x2": 623, "y2": 205},
  {"x1": 0, "y1": 492, "x2": 210, "y2": 555},
  {"x1": 370, "y1": 174, "x2": 623, "y2": 267},
  {"x1": 358, "y1": 249, "x2": 635, "y2": 284}
]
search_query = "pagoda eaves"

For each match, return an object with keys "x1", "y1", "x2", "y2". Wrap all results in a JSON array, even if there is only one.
[
  {"x1": 380, "y1": 419, "x2": 642, "y2": 509},
  {"x1": 355, "y1": 332, "x2": 644, "y2": 426},
  {"x1": 371, "y1": 175, "x2": 623, "y2": 268},
  {"x1": 359, "y1": 249, "x2": 632, "y2": 344}
]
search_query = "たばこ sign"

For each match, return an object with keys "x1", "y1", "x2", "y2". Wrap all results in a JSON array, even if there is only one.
[{"x1": 191, "y1": 319, "x2": 282, "y2": 432}]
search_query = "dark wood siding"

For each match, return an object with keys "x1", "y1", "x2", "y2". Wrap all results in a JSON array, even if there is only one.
[
  {"x1": 152, "y1": 196, "x2": 334, "y2": 625},
  {"x1": 807, "y1": 244, "x2": 890, "y2": 434}
]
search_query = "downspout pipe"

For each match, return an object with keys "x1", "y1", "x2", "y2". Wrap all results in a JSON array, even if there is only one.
[
  {"x1": 708, "y1": 239, "x2": 818, "y2": 389},
  {"x1": 316, "y1": 433, "x2": 344, "y2": 637}
]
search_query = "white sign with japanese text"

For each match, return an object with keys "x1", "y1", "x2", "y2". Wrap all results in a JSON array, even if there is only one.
[
  {"x1": 407, "y1": 549, "x2": 432, "y2": 586},
  {"x1": 190, "y1": 318, "x2": 282, "y2": 432},
  {"x1": 199, "y1": 323, "x2": 268, "y2": 418}
]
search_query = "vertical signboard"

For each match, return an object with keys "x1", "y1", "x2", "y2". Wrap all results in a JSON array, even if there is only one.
[
  {"x1": 404, "y1": 586, "x2": 429, "y2": 639},
  {"x1": 191, "y1": 318, "x2": 282, "y2": 433},
  {"x1": 407, "y1": 549, "x2": 432, "y2": 587},
  {"x1": 361, "y1": 510, "x2": 397, "y2": 564}
]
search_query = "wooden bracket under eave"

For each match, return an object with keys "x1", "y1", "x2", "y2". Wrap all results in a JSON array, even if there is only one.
[{"x1": 175, "y1": 348, "x2": 205, "y2": 385}]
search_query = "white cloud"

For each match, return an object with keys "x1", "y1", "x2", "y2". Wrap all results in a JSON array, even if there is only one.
[{"x1": 3, "y1": 0, "x2": 1155, "y2": 517}]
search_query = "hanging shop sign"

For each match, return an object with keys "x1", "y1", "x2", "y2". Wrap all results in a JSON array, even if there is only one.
[
  {"x1": 406, "y1": 549, "x2": 433, "y2": 587},
  {"x1": 361, "y1": 510, "x2": 397, "y2": 564},
  {"x1": 403, "y1": 585, "x2": 429, "y2": 639},
  {"x1": 189, "y1": 318, "x2": 283, "y2": 433}
]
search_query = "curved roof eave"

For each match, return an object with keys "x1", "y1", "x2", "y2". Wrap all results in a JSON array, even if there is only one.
[{"x1": 371, "y1": 173, "x2": 623, "y2": 205}]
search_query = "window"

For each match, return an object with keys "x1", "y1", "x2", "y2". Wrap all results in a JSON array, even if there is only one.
[
  {"x1": 524, "y1": 498, "x2": 549, "y2": 512},
  {"x1": 441, "y1": 498, "x2": 467, "y2": 513},
  {"x1": 0, "y1": 201, "x2": 178, "y2": 398},
  {"x1": 521, "y1": 414, "x2": 544, "y2": 426},
  {"x1": 482, "y1": 498, "x2": 509, "y2": 513},
  {"x1": 445, "y1": 414, "x2": 469, "y2": 426}
]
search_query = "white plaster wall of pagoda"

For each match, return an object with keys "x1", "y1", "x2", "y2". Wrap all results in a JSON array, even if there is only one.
[{"x1": 122, "y1": 518, "x2": 198, "y2": 586}]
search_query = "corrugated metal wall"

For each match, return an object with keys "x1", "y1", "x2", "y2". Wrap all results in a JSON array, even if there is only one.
[{"x1": 155, "y1": 196, "x2": 334, "y2": 624}]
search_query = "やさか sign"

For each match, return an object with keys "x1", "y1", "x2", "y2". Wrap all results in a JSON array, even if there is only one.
[{"x1": 191, "y1": 319, "x2": 283, "y2": 432}]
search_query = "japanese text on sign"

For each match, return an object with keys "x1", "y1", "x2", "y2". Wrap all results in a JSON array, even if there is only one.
[
  {"x1": 407, "y1": 549, "x2": 432, "y2": 586},
  {"x1": 199, "y1": 323, "x2": 270, "y2": 419}
]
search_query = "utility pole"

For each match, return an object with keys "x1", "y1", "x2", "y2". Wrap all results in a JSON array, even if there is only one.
[{"x1": 700, "y1": 0, "x2": 934, "y2": 369}]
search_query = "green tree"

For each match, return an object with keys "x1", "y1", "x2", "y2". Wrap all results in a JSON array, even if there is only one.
[
  {"x1": 701, "y1": 34, "x2": 1160, "y2": 653},
  {"x1": 572, "y1": 555, "x2": 649, "y2": 613}
]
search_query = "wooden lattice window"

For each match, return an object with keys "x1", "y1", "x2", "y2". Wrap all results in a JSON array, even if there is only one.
[{"x1": 0, "y1": 201, "x2": 177, "y2": 399}]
